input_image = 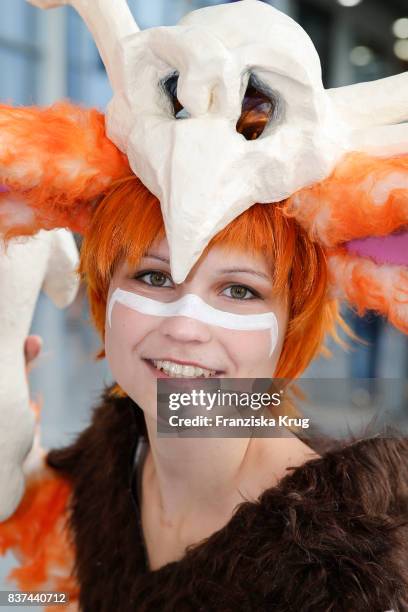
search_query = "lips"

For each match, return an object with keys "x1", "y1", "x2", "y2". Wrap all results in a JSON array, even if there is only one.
[
  {"x1": 143, "y1": 358, "x2": 225, "y2": 376},
  {"x1": 144, "y1": 357, "x2": 224, "y2": 373}
]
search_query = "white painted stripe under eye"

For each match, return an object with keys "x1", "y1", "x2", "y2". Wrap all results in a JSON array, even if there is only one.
[{"x1": 108, "y1": 288, "x2": 279, "y2": 357}]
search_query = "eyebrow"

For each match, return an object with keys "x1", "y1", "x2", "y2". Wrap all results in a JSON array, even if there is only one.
[
  {"x1": 143, "y1": 253, "x2": 170, "y2": 264},
  {"x1": 143, "y1": 254, "x2": 271, "y2": 281},
  {"x1": 218, "y1": 267, "x2": 271, "y2": 281}
]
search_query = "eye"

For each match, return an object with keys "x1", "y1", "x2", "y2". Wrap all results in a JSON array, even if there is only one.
[
  {"x1": 135, "y1": 270, "x2": 174, "y2": 288},
  {"x1": 236, "y1": 74, "x2": 277, "y2": 141},
  {"x1": 222, "y1": 285, "x2": 258, "y2": 300},
  {"x1": 163, "y1": 73, "x2": 189, "y2": 119}
]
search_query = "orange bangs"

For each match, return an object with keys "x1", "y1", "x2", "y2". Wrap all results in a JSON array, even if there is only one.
[{"x1": 80, "y1": 175, "x2": 343, "y2": 379}]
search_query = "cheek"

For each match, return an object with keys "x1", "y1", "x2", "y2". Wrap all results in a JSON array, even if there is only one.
[
  {"x1": 104, "y1": 306, "x2": 152, "y2": 379},
  {"x1": 220, "y1": 327, "x2": 284, "y2": 375},
  {"x1": 105, "y1": 306, "x2": 160, "y2": 415}
]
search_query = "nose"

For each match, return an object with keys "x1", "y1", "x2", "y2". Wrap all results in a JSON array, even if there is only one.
[{"x1": 159, "y1": 315, "x2": 212, "y2": 344}]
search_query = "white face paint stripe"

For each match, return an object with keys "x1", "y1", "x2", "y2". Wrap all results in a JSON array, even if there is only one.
[{"x1": 108, "y1": 288, "x2": 279, "y2": 357}]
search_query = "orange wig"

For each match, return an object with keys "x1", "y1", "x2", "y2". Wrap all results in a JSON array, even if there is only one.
[{"x1": 80, "y1": 176, "x2": 344, "y2": 380}]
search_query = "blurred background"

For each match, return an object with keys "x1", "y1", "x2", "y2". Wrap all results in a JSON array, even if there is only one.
[{"x1": 0, "y1": 0, "x2": 408, "y2": 599}]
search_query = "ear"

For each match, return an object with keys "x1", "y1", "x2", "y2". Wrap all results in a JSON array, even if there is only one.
[
  {"x1": 0, "y1": 102, "x2": 131, "y2": 242},
  {"x1": 327, "y1": 250, "x2": 408, "y2": 335},
  {"x1": 285, "y1": 152, "x2": 408, "y2": 335}
]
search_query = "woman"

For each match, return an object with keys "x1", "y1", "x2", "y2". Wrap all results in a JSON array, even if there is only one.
[
  {"x1": 1, "y1": 174, "x2": 406, "y2": 612},
  {"x1": 1, "y1": 0, "x2": 408, "y2": 610},
  {"x1": 76, "y1": 175, "x2": 337, "y2": 572}
]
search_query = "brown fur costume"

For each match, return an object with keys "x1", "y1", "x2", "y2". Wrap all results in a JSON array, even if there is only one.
[{"x1": 46, "y1": 388, "x2": 408, "y2": 612}]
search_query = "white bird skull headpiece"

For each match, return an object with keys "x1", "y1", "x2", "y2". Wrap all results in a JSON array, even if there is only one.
[
  {"x1": 30, "y1": 0, "x2": 408, "y2": 282},
  {"x1": 109, "y1": 1, "x2": 349, "y2": 284}
]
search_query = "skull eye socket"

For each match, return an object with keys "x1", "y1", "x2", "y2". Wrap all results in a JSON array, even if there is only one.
[
  {"x1": 163, "y1": 73, "x2": 187, "y2": 119},
  {"x1": 236, "y1": 75, "x2": 277, "y2": 141}
]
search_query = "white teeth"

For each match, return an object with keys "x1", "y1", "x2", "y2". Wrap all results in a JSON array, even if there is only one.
[{"x1": 151, "y1": 359, "x2": 217, "y2": 378}]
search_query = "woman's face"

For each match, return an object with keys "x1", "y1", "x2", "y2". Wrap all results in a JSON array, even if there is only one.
[{"x1": 105, "y1": 236, "x2": 289, "y2": 417}]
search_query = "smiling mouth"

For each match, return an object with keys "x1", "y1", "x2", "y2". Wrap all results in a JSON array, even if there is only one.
[{"x1": 144, "y1": 358, "x2": 224, "y2": 378}]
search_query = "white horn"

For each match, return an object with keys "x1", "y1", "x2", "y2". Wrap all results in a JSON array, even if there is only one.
[
  {"x1": 328, "y1": 72, "x2": 408, "y2": 130},
  {"x1": 27, "y1": 0, "x2": 139, "y2": 90},
  {"x1": 350, "y1": 122, "x2": 408, "y2": 157}
]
